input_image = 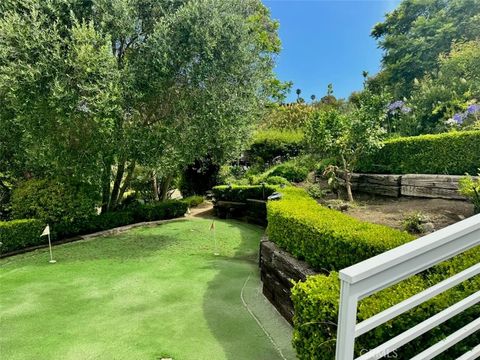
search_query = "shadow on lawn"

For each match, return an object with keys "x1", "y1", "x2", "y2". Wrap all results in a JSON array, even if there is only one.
[{"x1": 202, "y1": 219, "x2": 285, "y2": 360}]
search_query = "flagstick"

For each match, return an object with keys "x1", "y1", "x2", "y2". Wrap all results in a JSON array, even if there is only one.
[
  {"x1": 213, "y1": 223, "x2": 219, "y2": 256},
  {"x1": 47, "y1": 232, "x2": 56, "y2": 264}
]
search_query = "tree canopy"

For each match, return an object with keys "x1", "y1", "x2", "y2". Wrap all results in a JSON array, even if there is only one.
[{"x1": 0, "y1": 0, "x2": 280, "y2": 210}]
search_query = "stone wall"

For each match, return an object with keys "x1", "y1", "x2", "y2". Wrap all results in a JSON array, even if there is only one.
[{"x1": 259, "y1": 237, "x2": 316, "y2": 324}]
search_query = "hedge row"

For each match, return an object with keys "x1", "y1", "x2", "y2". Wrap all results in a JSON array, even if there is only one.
[
  {"x1": 357, "y1": 130, "x2": 480, "y2": 175},
  {"x1": 267, "y1": 187, "x2": 479, "y2": 358},
  {"x1": 0, "y1": 219, "x2": 46, "y2": 253},
  {"x1": 291, "y1": 248, "x2": 480, "y2": 359},
  {"x1": 267, "y1": 187, "x2": 414, "y2": 271},
  {"x1": 1, "y1": 200, "x2": 188, "y2": 254},
  {"x1": 212, "y1": 185, "x2": 277, "y2": 203},
  {"x1": 248, "y1": 130, "x2": 304, "y2": 165}
]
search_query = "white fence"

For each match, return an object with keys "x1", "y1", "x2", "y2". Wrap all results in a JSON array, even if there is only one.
[{"x1": 335, "y1": 213, "x2": 480, "y2": 360}]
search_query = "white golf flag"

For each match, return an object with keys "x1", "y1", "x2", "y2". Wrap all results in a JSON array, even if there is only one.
[{"x1": 41, "y1": 225, "x2": 50, "y2": 237}]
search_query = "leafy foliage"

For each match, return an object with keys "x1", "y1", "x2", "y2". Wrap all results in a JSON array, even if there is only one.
[
  {"x1": 11, "y1": 179, "x2": 98, "y2": 239},
  {"x1": 305, "y1": 90, "x2": 388, "y2": 200},
  {"x1": 292, "y1": 248, "x2": 480, "y2": 359},
  {"x1": 458, "y1": 174, "x2": 480, "y2": 213},
  {"x1": 248, "y1": 130, "x2": 304, "y2": 166},
  {"x1": 357, "y1": 130, "x2": 480, "y2": 174},
  {"x1": 212, "y1": 185, "x2": 276, "y2": 203},
  {"x1": 267, "y1": 187, "x2": 414, "y2": 271},
  {"x1": 0, "y1": 219, "x2": 45, "y2": 254},
  {"x1": 371, "y1": 0, "x2": 480, "y2": 99}
]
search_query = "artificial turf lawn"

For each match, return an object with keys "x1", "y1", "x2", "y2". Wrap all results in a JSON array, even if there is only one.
[{"x1": 0, "y1": 218, "x2": 294, "y2": 360}]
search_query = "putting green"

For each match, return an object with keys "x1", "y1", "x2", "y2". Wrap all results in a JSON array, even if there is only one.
[{"x1": 0, "y1": 218, "x2": 295, "y2": 360}]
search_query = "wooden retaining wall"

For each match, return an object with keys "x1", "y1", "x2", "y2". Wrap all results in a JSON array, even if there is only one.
[
  {"x1": 338, "y1": 173, "x2": 474, "y2": 200},
  {"x1": 259, "y1": 237, "x2": 316, "y2": 324}
]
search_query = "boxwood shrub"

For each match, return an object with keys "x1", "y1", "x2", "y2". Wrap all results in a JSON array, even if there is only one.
[
  {"x1": 267, "y1": 187, "x2": 414, "y2": 271},
  {"x1": 212, "y1": 185, "x2": 277, "y2": 203},
  {"x1": 357, "y1": 130, "x2": 480, "y2": 175},
  {"x1": 248, "y1": 130, "x2": 304, "y2": 165},
  {"x1": 291, "y1": 247, "x2": 480, "y2": 359},
  {"x1": 0, "y1": 219, "x2": 46, "y2": 254}
]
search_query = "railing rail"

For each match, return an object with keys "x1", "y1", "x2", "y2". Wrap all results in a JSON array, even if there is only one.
[{"x1": 335, "y1": 213, "x2": 480, "y2": 360}]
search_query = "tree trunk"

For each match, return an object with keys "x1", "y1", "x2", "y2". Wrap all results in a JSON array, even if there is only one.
[
  {"x1": 159, "y1": 174, "x2": 174, "y2": 201},
  {"x1": 101, "y1": 161, "x2": 112, "y2": 213},
  {"x1": 109, "y1": 159, "x2": 126, "y2": 210},
  {"x1": 117, "y1": 160, "x2": 136, "y2": 203},
  {"x1": 152, "y1": 171, "x2": 160, "y2": 201},
  {"x1": 341, "y1": 155, "x2": 354, "y2": 202}
]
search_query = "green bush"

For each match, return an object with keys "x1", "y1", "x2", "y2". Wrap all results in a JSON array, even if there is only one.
[
  {"x1": 85, "y1": 211, "x2": 135, "y2": 233},
  {"x1": 212, "y1": 185, "x2": 277, "y2": 203},
  {"x1": 267, "y1": 162, "x2": 309, "y2": 183},
  {"x1": 130, "y1": 200, "x2": 188, "y2": 222},
  {"x1": 11, "y1": 179, "x2": 98, "y2": 239},
  {"x1": 357, "y1": 130, "x2": 480, "y2": 174},
  {"x1": 182, "y1": 195, "x2": 204, "y2": 208},
  {"x1": 291, "y1": 248, "x2": 480, "y2": 359},
  {"x1": 267, "y1": 187, "x2": 414, "y2": 271},
  {"x1": 0, "y1": 219, "x2": 46, "y2": 253},
  {"x1": 458, "y1": 174, "x2": 480, "y2": 214},
  {"x1": 248, "y1": 130, "x2": 304, "y2": 165}
]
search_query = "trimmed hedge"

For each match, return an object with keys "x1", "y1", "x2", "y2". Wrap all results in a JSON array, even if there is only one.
[
  {"x1": 130, "y1": 200, "x2": 188, "y2": 222},
  {"x1": 291, "y1": 248, "x2": 480, "y2": 359},
  {"x1": 1, "y1": 200, "x2": 187, "y2": 254},
  {"x1": 267, "y1": 187, "x2": 414, "y2": 271},
  {"x1": 248, "y1": 130, "x2": 304, "y2": 165},
  {"x1": 212, "y1": 185, "x2": 276, "y2": 203},
  {"x1": 0, "y1": 219, "x2": 46, "y2": 254},
  {"x1": 357, "y1": 130, "x2": 480, "y2": 175}
]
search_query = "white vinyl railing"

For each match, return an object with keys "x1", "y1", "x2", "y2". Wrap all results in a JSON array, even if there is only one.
[{"x1": 335, "y1": 213, "x2": 480, "y2": 360}]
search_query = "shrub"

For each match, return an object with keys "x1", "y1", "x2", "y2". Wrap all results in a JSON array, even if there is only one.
[
  {"x1": 267, "y1": 187, "x2": 414, "y2": 271},
  {"x1": 357, "y1": 130, "x2": 480, "y2": 174},
  {"x1": 0, "y1": 219, "x2": 46, "y2": 253},
  {"x1": 248, "y1": 130, "x2": 304, "y2": 166},
  {"x1": 11, "y1": 179, "x2": 98, "y2": 239},
  {"x1": 264, "y1": 176, "x2": 291, "y2": 186},
  {"x1": 182, "y1": 195, "x2": 204, "y2": 208},
  {"x1": 130, "y1": 200, "x2": 187, "y2": 222},
  {"x1": 267, "y1": 162, "x2": 309, "y2": 183},
  {"x1": 291, "y1": 247, "x2": 480, "y2": 359},
  {"x1": 402, "y1": 211, "x2": 429, "y2": 233},
  {"x1": 84, "y1": 211, "x2": 135, "y2": 233},
  {"x1": 458, "y1": 174, "x2": 480, "y2": 214},
  {"x1": 305, "y1": 183, "x2": 325, "y2": 199},
  {"x1": 212, "y1": 185, "x2": 276, "y2": 203}
]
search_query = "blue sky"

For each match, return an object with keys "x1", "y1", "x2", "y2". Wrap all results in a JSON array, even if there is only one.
[{"x1": 263, "y1": 0, "x2": 400, "y2": 102}]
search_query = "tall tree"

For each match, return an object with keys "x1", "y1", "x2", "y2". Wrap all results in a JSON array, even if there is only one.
[
  {"x1": 0, "y1": 0, "x2": 280, "y2": 211},
  {"x1": 372, "y1": 0, "x2": 480, "y2": 98}
]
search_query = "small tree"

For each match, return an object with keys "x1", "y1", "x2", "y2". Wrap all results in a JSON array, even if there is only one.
[{"x1": 306, "y1": 91, "x2": 387, "y2": 201}]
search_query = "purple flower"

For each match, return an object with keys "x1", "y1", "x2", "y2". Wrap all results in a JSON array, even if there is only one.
[
  {"x1": 453, "y1": 113, "x2": 466, "y2": 124},
  {"x1": 466, "y1": 104, "x2": 480, "y2": 115},
  {"x1": 387, "y1": 100, "x2": 404, "y2": 111}
]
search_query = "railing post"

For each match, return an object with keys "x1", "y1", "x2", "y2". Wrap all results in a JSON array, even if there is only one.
[{"x1": 335, "y1": 279, "x2": 358, "y2": 360}]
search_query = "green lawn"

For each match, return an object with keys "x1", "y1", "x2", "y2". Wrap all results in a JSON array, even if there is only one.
[{"x1": 0, "y1": 218, "x2": 294, "y2": 360}]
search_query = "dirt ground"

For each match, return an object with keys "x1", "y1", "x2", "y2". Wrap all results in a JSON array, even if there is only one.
[{"x1": 331, "y1": 194, "x2": 475, "y2": 234}]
